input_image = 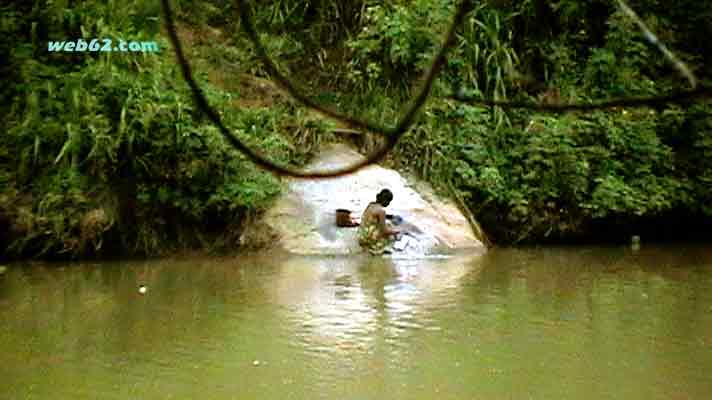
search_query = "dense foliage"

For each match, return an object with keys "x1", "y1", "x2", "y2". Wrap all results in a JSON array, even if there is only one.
[
  {"x1": 2, "y1": 0, "x2": 711, "y2": 259},
  {"x1": 0, "y1": 0, "x2": 333, "y2": 258},
  {"x1": 252, "y1": 0, "x2": 712, "y2": 244}
]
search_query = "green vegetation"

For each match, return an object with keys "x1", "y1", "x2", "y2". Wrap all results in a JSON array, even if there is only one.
[
  {"x1": 270, "y1": 0, "x2": 712, "y2": 244},
  {"x1": 1, "y1": 0, "x2": 711, "y2": 259},
  {"x1": 0, "y1": 1, "x2": 333, "y2": 259}
]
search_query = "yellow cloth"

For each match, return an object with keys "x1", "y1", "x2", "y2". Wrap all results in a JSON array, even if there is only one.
[{"x1": 357, "y1": 204, "x2": 393, "y2": 255}]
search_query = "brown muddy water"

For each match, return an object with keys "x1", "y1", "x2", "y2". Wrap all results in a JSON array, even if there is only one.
[{"x1": 1, "y1": 244, "x2": 711, "y2": 399}]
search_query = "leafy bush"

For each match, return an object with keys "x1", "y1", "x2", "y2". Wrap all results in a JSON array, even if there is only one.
[
  {"x1": 3, "y1": 0, "x2": 711, "y2": 257},
  {"x1": 0, "y1": 0, "x2": 327, "y2": 258}
]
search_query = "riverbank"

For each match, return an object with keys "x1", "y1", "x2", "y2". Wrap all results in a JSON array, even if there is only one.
[
  {"x1": 2, "y1": 1, "x2": 711, "y2": 260},
  {"x1": 0, "y1": 4, "x2": 331, "y2": 260}
]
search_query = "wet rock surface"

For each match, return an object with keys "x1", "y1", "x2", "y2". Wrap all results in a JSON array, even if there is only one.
[{"x1": 245, "y1": 144, "x2": 485, "y2": 256}]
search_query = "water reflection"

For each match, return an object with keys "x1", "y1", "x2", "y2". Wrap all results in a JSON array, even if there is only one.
[
  {"x1": 455, "y1": 245, "x2": 712, "y2": 400},
  {"x1": 267, "y1": 253, "x2": 481, "y2": 355},
  {"x1": 2, "y1": 246, "x2": 712, "y2": 399}
]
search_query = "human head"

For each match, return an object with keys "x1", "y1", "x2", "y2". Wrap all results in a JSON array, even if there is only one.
[{"x1": 375, "y1": 189, "x2": 393, "y2": 207}]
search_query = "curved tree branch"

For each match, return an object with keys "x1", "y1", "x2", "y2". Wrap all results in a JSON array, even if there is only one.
[
  {"x1": 616, "y1": 0, "x2": 697, "y2": 88},
  {"x1": 450, "y1": 85, "x2": 712, "y2": 112},
  {"x1": 162, "y1": 0, "x2": 710, "y2": 179},
  {"x1": 161, "y1": 0, "x2": 472, "y2": 178}
]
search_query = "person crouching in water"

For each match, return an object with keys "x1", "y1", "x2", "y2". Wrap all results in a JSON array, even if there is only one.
[{"x1": 358, "y1": 189, "x2": 400, "y2": 255}]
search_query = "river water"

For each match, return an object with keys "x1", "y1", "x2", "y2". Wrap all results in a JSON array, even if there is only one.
[{"x1": 2, "y1": 244, "x2": 711, "y2": 399}]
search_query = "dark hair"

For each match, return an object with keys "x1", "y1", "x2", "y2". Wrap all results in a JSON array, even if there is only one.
[{"x1": 376, "y1": 189, "x2": 393, "y2": 206}]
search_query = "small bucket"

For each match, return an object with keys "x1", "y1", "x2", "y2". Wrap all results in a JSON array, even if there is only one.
[{"x1": 335, "y1": 208, "x2": 355, "y2": 227}]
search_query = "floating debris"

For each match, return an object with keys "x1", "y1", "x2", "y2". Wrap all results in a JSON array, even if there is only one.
[{"x1": 631, "y1": 235, "x2": 641, "y2": 251}]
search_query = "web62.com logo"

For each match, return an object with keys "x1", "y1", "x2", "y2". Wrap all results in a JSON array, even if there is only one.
[{"x1": 48, "y1": 38, "x2": 159, "y2": 53}]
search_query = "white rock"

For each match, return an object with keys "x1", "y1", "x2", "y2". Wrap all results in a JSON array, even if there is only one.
[{"x1": 245, "y1": 144, "x2": 486, "y2": 256}]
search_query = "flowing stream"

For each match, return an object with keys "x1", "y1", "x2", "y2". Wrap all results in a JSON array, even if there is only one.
[
  {"x1": 2, "y1": 244, "x2": 712, "y2": 399},
  {"x1": 247, "y1": 144, "x2": 485, "y2": 255}
]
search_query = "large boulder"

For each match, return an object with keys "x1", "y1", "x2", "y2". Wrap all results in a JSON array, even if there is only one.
[{"x1": 244, "y1": 144, "x2": 486, "y2": 256}]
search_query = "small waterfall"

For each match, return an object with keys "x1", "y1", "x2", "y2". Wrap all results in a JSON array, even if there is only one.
[{"x1": 246, "y1": 144, "x2": 485, "y2": 257}]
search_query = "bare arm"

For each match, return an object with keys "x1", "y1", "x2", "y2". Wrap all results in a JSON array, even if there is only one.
[{"x1": 376, "y1": 208, "x2": 399, "y2": 236}]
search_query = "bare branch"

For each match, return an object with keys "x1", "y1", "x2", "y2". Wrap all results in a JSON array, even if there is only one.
[
  {"x1": 616, "y1": 0, "x2": 698, "y2": 88},
  {"x1": 162, "y1": 0, "x2": 710, "y2": 179},
  {"x1": 162, "y1": 0, "x2": 472, "y2": 178},
  {"x1": 236, "y1": 1, "x2": 391, "y2": 135},
  {"x1": 451, "y1": 85, "x2": 712, "y2": 112}
]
